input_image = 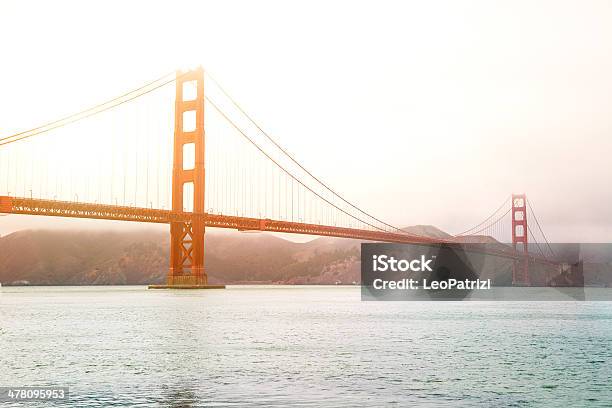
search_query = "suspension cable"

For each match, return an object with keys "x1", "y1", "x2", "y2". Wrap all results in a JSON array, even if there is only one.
[
  {"x1": 526, "y1": 198, "x2": 555, "y2": 257},
  {"x1": 0, "y1": 71, "x2": 179, "y2": 147},
  {"x1": 455, "y1": 195, "x2": 511, "y2": 236},
  {"x1": 206, "y1": 95, "x2": 422, "y2": 236},
  {"x1": 460, "y1": 207, "x2": 511, "y2": 237},
  {"x1": 205, "y1": 71, "x2": 406, "y2": 233},
  {"x1": 527, "y1": 224, "x2": 546, "y2": 259}
]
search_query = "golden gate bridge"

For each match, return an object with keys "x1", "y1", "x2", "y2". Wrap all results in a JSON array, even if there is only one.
[{"x1": 0, "y1": 68, "x2": 556, "y2": 287}]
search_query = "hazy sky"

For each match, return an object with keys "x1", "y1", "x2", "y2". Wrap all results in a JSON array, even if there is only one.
[{"x1": 1, "y1": 0, "x2": 611, "y2": 241}]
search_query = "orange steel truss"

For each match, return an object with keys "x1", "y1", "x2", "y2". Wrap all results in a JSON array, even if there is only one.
[
  {"x1": 0, "y1": 196, "x2": 439, "y2": 243},
  {"x1": 0, "y1": 196, "x2": 556, "y2": 268}
]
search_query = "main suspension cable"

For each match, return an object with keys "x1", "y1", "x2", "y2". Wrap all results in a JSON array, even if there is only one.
[
  {"x1": 206, "y1": 95, "x2": 426, "y2": 236},
  {"x1": 455, "y1": 195, "x2": 511, "y2": 236},
  {"x1": 205, "y1": 71, "x2": 406, "y2": 234},
  {"x1": 527, "y1": 224, "x2": 547, "y2": 259},
  {"x1": 0, "y1": 71, "x2": 179, "y2": 147},
  {"x1": 460, "y1": 207, "x2": 512, "y2": 237},
  {"x1": 527, "y1": 198, "x2": 555, "y2": 257}
]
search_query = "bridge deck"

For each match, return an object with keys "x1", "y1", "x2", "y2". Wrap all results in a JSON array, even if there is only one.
[
  {"x1": 0, "y1": 196, "x2": 554, "y2": 265},
  {"x1": 0, "y1": 196, "x2": 439, "y2": 244}
]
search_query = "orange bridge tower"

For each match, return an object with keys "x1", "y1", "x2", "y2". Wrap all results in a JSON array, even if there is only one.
[
  {"x1": 511, "y1": 193, "x2": 530, "y2": 286},
  {"x1": 167, "y1": 68, "x2": 209, "y2": 287}
]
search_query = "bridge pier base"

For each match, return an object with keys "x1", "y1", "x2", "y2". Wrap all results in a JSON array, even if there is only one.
[
  {"x1": 166, "y1": 272, "x2": 207, "y2": 286},
  {"x1": 148, "y1": 284, "x2": 225, "y2": 289}
]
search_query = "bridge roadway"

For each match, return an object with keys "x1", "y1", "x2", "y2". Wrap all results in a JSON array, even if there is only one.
[{"x1": 0, "y1": 196, "x2": 554, "y2": 265}]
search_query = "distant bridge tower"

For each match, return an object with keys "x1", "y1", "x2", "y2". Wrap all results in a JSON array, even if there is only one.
[
  {"x1": 511, "y1": 193, "x2": 530, "y2": 286},
  {"x1": 168, "y1": 68, "x2": 207, "y2": 286}
]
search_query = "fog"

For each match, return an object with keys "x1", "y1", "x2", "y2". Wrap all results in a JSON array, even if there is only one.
[{"x1": 1, "y1": 0, "x2": 611, "y2": 241}]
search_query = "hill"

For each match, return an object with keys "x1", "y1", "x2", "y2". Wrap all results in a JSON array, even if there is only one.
[
  {"x1": 0, "y1": 225, "x2": 444, "y2": 285},
  {"x1": 5, "y1": 226, "x2": 606, "y2": 286},
  {"x1": 0, "y1": 229, "x2": 362, "y2": 285}
]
